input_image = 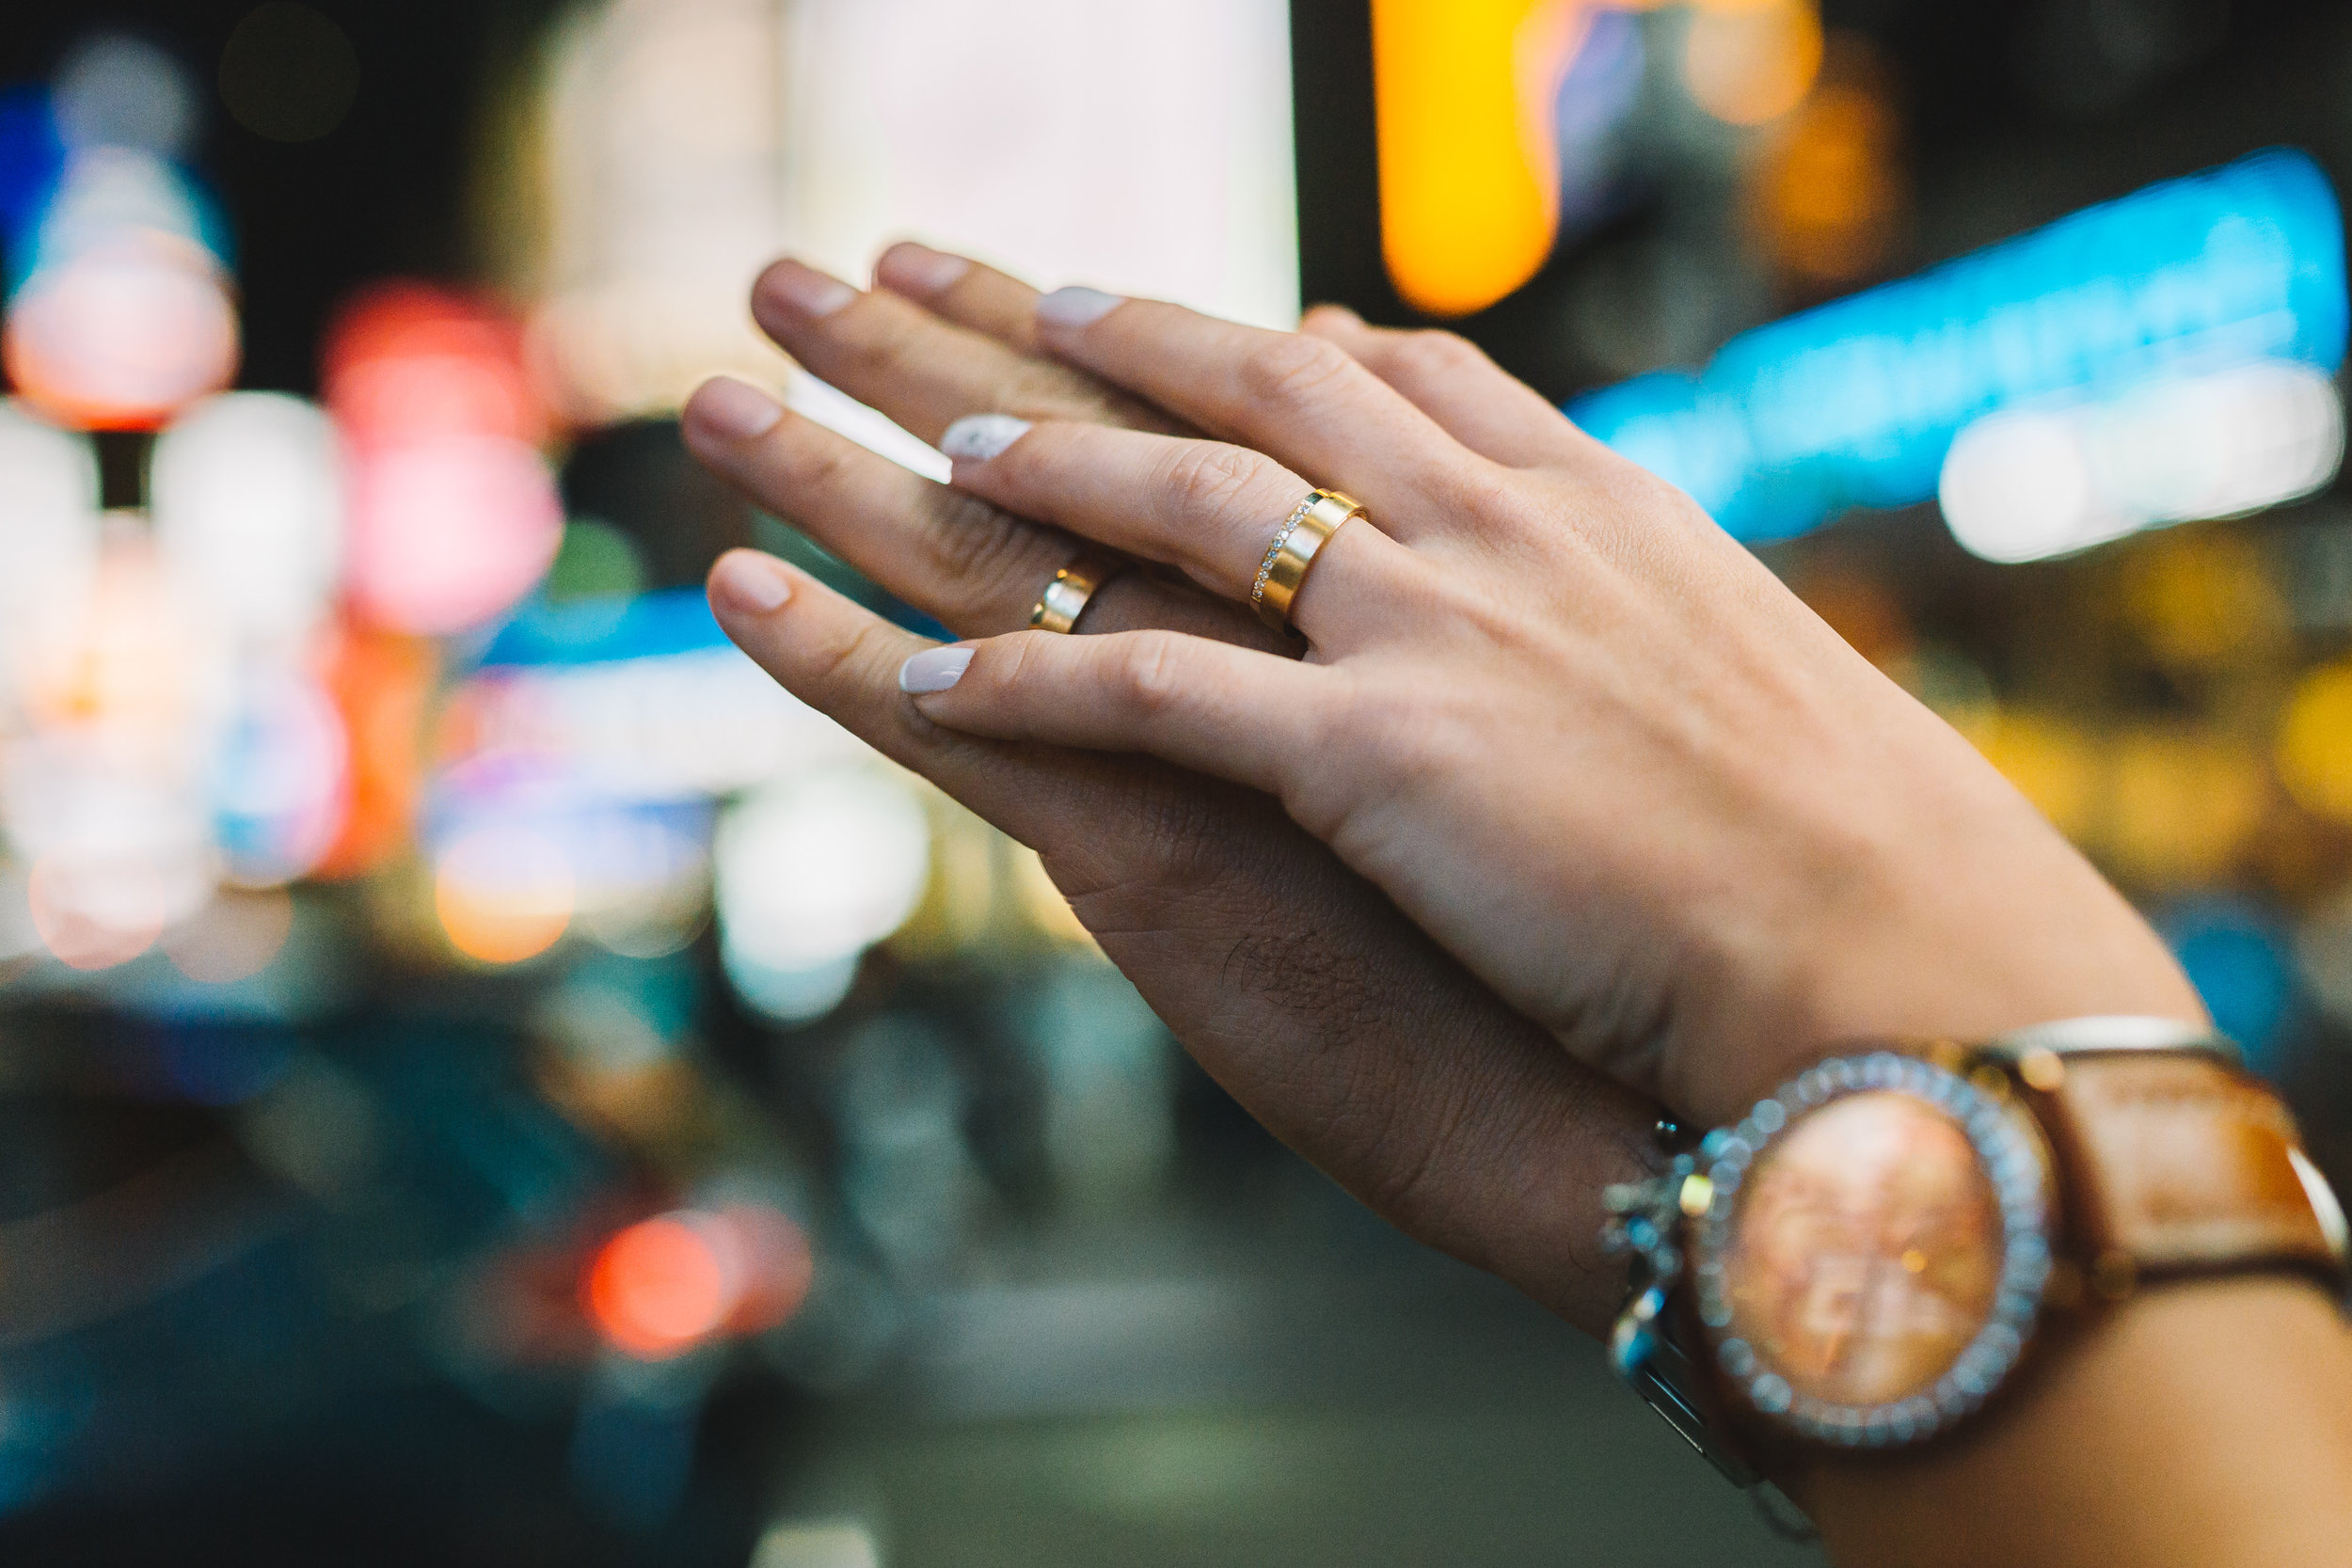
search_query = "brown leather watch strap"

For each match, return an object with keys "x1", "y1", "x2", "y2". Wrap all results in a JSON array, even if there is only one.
[{"x1": 2024, "y1": 1051, "x2": 2346, "y2": 1288}]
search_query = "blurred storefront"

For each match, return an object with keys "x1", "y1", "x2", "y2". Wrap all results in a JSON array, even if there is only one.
[{"x1": 0, "y1": 2, "x2": 2346, "y2": 1563}]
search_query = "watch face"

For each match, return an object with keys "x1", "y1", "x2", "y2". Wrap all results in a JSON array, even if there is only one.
[{"x1": 1692, "y1": 1053, "x2": 2054, "y2": 1447}]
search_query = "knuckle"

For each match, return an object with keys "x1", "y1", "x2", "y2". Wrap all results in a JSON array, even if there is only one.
[
  {"x1": 1238, "y1": 332, "x2": 1356, "y2": 407},
  {"x1": 1156, "y1": 440, "x2": 1263, "y2": 522},
  {"x1": 1115, "y1": 631, "x2": 1186, "y2": 718},
  {"x1": 921, "y1": 493, "x2": 1052, "y2": 601},
  {"x1": 771, "y1": 429, "x2": 854, "y2": 499},
  {"x1": 1399, "y1": 329, "x2": 1486, "y2": 379},
  {"x1": 803, "y1": 614, "x2": 890, "y2": 692}
]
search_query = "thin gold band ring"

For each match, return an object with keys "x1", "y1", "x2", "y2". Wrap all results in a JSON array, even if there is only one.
[
  {"x1": 1028, "y1": 552, "x2": 1125, "y2": 634},
  {"x1": 1251, "y1": 489, "x2": 1365, "y2": 634}
]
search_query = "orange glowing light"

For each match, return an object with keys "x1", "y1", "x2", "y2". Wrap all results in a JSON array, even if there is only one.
[
  {"x1": 587, "y1": 1215, "x2": 734, "y2": 1358},
  {"x1": 1684, "y1": 0, "x2": 1822, "y2": 127},
  {"x1": 313, "y1": 627, "x2": 437, "y2": 879},
  {"x1": 435, "y1": 828, "x2": 574, "y2": 965},
  {"x1": 584, "y1": 1207, "x2": 812, "y2": 1359},
  {"x1": 1373, "y1": 0, "x2": 1581, "y2": 317},
  {"x1": 1748, "y1": 40, "x2": 1904, "y2": 286},
  {"x1": 2279, "y1": 660, "x2": 2352, "y2": 824}
]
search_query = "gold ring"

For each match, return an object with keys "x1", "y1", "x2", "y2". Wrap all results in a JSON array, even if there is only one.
[
  {"x1": 1027, "y1": 552, "x2": 1124, "y2": 634},
  {"x1": 1251, "y1": 489, "x2": 1364, "y2": 633}
]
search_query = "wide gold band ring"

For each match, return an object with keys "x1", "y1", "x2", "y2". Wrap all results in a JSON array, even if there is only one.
[
  {"x1": 1027, "y1": 552, "x2": 1124, "y2": 635},
  {"x1": 1251, "y1": 489, "x2": 1365, "y2": 634}
]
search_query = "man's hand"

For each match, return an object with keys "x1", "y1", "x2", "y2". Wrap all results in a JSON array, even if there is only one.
[{"x1": 683, "y1": 245, "x2": 1659, "y2": 1335}]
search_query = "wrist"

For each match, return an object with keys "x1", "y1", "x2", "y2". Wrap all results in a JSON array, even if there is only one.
[
  {"x1": 1686, "y1": 816, "x2": 2203, "y2": 1126},
  {"x1": 1793, "y1": 1275, "x2": 2352, "y2": 1568},
  {"x1": 1609, "y1": 1021, "x2": 2349, "y2": 1565}
]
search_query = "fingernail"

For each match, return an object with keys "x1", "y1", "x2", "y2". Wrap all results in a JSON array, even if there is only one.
[
  {"x1": 940, "y1": 413, "x2": 1031, "y2": 462},
  {"x1": 1037, "y1": 286, "x2": 1122, "y2": 328},
  {"x1": 709, "y1": 550, "x2": 794, "y2": 615},
  {"x1": 1309, "y1": 302, "x2": 1363, "y2": 326},
  {"x1": 878, "y1": 241, "x2": 971, "y2": 296},
  {"x1": 898, "y1": 646, "x2": 974, "y2": 693},
  {"x1": 761, "y1": 259, "x2": 857, "y2": 319},
  {"x1": 686, "y1": 375, "x2": 785, "y2": 441}
]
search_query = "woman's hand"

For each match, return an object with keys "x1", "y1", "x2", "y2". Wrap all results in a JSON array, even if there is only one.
[
  {"x1": 878, "y1": 284, "x2": 2204, "y2": 1125},
  {"x1": 684, "y1": 246, "x2": 1660, "y2": 1336}
]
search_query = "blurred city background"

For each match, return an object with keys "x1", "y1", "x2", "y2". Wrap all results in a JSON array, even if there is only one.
[{"x1": 0, "y1": 1, "x2": 2346, "y2": 1563}]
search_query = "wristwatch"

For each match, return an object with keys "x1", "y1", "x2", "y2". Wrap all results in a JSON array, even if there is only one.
[{"x1": 1604, "y1": 1017, "x2": 2350, "y2": 1474}]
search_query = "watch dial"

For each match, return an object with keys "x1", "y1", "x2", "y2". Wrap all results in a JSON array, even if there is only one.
[{"x1": 1721, "y1": 1090, "x2": 2004, "y2": 1409}]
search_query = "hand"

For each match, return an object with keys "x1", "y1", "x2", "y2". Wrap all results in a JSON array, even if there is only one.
[
  {"x1": 684, "y1": 246, "x2": 1659, "y2": 1336},
  {"x1": 879, "y1": 284, "x2": 2206, "y2": 1125}
]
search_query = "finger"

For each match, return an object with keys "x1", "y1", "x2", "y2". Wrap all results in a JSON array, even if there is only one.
[
  {"x1": 707, "y1": 547, "x2": 1662, "y2": 1338},
  {"x1": 898, "y1": 626, "x2": 1331, "y2": 801},
  {"x1": 874, "y1": 241, "x2": 1050, "y2": 356},
  {"x1": 1029, "y1": 287, "x2": 1491, "y2": 531},
  {"x1": 1300, "y1": 305, "x2": 1603, "y2": 471},
  {"x1": 938, "y1": 415, "x2": 1424, "y2": 647},
  {"x1": 752, "y1": 258, "x2": 1173, "y2": 445},
  {"x1": 683, "y1": 376, "x2": 1280, "y2": 649}
]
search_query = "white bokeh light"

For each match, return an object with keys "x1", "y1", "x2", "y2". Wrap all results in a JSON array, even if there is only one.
[
  {"x1": 152, "y1": 393, "x2": 346, "y2": 650},
  {"x1": 1940, "y1": 359, "x2": 2345, "y2": 564},
  {"x1": 715, "y1": 768, "x2": 930, "y2": 1022}
]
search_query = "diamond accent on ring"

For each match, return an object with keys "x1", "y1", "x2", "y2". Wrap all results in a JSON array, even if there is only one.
[{"x1": 1252, "y1": 495, "x2": 1318, "y2": 610}]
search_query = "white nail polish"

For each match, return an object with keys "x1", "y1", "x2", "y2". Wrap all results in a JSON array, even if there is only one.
[
  {"x1": 940, "y1": 414, "x2": 1032, "y2": 462},
  {"x1": 1037, "y1": 286, "x2": 1123, "y2": 328},
  {"x1": 899, "y1": 646, "x2": 975, "y2": 693}
]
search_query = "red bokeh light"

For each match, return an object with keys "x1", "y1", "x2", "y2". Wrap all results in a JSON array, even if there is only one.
[
  {"x1": 323, "y1": 284, "x2": 546, "y2": 448},
  {"x1": 322, "y1": 284, "x2": 564, "y2": 636},
  {"x1": 583, "y1": 1206, "x2": 813, "y2": 1361}
]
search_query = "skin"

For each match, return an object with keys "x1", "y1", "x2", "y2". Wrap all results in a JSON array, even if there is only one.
[
  {"x1": 849, "y1": 280, "x2": 2204, "y2": 1127},
  {"x1": 681, "y1": 246, "x2": 1660, "y2": 1338},
  {"x1": 689, "y1": 249, "x2": 2352, "y2": 1567}
]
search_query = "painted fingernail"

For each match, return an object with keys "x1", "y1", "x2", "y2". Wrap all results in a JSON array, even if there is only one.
[
  {"x1": 898, "y1": 646, "x2": 974, "y2": 693},
  {"x1": 878, "y1": 241, "x2": 972, "y2": 296},
  {"x1": 761, "y1": 259, "x2": 857, "y2": 319},
  {"x1": 686, "y1": 375, "x2": 785, "y2": 442},
  {"x1": 1037, "y1": 286, "x2": 1123, "y2": 328},
  {"x1": 940, "y1": 413, "x2": 1032, "y2": 462},
  {"x1": 709, "y1": 550, "x2": 794, "y2": 615}
]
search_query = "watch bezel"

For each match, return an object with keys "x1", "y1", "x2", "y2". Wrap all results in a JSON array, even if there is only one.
[{"x1": 1690, "y1": 1052, "x2": 2056, "y2": 1449}]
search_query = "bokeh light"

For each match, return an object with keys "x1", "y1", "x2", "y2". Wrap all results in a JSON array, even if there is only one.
[
  {"x1": 151, "y1": 392, "x2": 344, "y2": 649},
  {"x1": 3, "y1": 142, "x2": 238, "y2": 431},
  {"x1": 715, "y1": 769, "x2": 931, "y2": 1022},
  {"x1": 162, "y1": 886, "x2": 295, "y2": 985},
  {"x1": 586, "y1": 1206, "x2": 813, "y2": 1360},
  {"x1": 1940, "y1": 359, "x2": 2343, "y2": 563},
  {"x1": 52, "y1": 34, "x2": 199, "y2": 160},
  {"x1": 0, "y1": 401, "x2": 101, "y2": 702},
  {"x1": 325, "y1": 284, "x2": 563, "y2": 636},
  {"x1": 1746, "y1": 39, "x2": 1904, "y2": 286},
  {"x1": 1575, "y1": 149, "x2": 2346, "y2": 543},
  {"x1": 1374, "y1": 0, "x2": 1578, "y2": 317},
  {"x1": 1682, "y1": 0, "x2": 1823, "y2": 128},
  {"x1": 2279, "y1": 658, "x2": 2352, "y2": 823},
  {"x1": 2160, "y1": 898, "x2": 2299, "y2": 1067},
  {"x1": 210, "y1": 666, "x2": 349, "y2": 888},
  {"x1": 436, "y1": 824, "x2": 577, "y2": 965},
  {"x1": 217, "y1": 4, "x2": 362, "y2": 145}
]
